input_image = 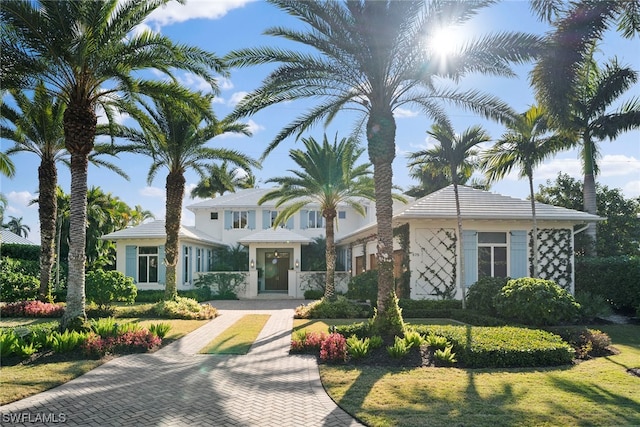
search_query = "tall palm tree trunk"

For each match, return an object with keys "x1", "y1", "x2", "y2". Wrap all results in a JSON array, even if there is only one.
[
  {"x1": 38, "y1": 158, "x2": 57, "y2": 302},
  {"x1": 528, "y1": 173, "x2": 539, "y2": 277},
  {"x1": 367, "y1": 107, "x2": 399, "y2": 333},
  {"x1": 164, "y1": 171, "x2": 185, "y2": 300},
  {"x1": 324, "y1": 209, "x2": 337, "y2": 301},
  {"x1": 583, "y1": 137, "x2": 598, "y2": 256},
  {"x1": 452, "y1": 181, "x2": 466, "y2": 309},
  {"x1": 61, "y1": 103, "x2": 96, "y2": 329}
]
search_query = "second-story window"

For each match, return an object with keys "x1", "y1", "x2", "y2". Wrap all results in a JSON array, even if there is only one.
[
  {"x1": 308, "y1": 210, "x2": 324, "y2": 228},
  {"x1": 270, "y1": 210, "x2": 281, "y2": 228},
  {"x1": 232, "y1": 211, "x2": 248, "y2": 229}
]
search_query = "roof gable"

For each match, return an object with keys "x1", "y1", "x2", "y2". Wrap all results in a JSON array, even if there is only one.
[
  {"x1": 0, "y1": 229, "x2": 37, "y2": 245},
  {"x1": 101, "y1": 220, "x2": 223, "y2": 245}
]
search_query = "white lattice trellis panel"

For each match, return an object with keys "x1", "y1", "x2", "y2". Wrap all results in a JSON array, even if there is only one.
[{"x1": 411, "y1": 228, "x2": 457, "y2": 299}]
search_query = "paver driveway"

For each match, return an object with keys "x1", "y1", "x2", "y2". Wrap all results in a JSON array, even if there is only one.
[{"x1": 0, "y1": 300, "x2": 363, "y2": 427}]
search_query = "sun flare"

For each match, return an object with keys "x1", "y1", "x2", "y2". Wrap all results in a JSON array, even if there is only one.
[{"x1": 429, "y1": 26, "x2": 465, "y2": 58}]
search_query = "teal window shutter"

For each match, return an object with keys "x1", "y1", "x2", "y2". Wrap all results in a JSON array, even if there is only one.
[
  {"x1": 300, "y1": 210, "x2": 308, "y2": 229},
  {"x1": 462, "y1": 230, "x2": 477, "y2": 287},
  {"x1": 285, "y1": 217, "x2": 294, "y2": 230},
  {"x1": 125, "y1": 245, "x2": 137, "y2": 281},
  {"x1": 224, "y1": 210, "x2": 232, "y2": 229},
  {"x1": 262, "y1": 210, "x2": 270, "y2": 229},
  {"x1": 248, "y1": 210, "x2": 256, "y2": 230},
  {"x1": 158, "y1": 245, "x2": 166, "y2": 284},
  {"x1": 510, "y1": 230, "x2": 528, "y2": 278}
]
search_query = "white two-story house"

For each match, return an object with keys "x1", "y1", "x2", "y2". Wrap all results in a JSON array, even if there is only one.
[{"x1": 103, "y1": 185, "x2": 602, "y2": 299}]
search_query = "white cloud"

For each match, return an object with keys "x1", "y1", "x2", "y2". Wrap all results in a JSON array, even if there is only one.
[
  {"x1": 178, "y1": 72, "x2": 214, "y2": 92},
  {"x1": 7, "y1": 191, "x2": 35, "y2": 208},
  {"x1": 599, "y1": 154, "x2": 640, "y2": 178},
  {"x1": 140, "y1": 186, "x2": 166, "y2": 198},
  {"x1": 246, "y1": 119, "x2": 265, "y2": 135},
  {"x1": 216, "y1": 77, "x2": 234, "y2": 91},
  {"x1": 228, "y1": 91, "x2": 248, "y2": 107},
  {"x1": 623, "y1": 180, "x2": 640, "y2": 198},
  {"x1": 95, "y1": 106, "x2": 130, "y2": 126},
  {"x1": 146, "y1": 0, "x2": 253, "y2": 28},
  {"x1": 211, "y1": 97, "x2": 226, "y2": 105},
  {"x1": 394, "y1": 108, "x2": 419, "y2": 119},
  {"x1": 534, "y1": 158, "x2": 582, "y2": 181},
  {"x1": 130, "y1": 22, "x2": 156, "y2": 39}
]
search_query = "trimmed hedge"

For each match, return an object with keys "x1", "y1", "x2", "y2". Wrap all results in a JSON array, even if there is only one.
[
  {"x1": 0, "y1": 244, "x2": 40, "y2": 261},
  {"x1": 466, "y1": 276, "x2": 510, "y2": 316},
  {"x1": 413, "y1": 325, "x2": 575, "y2": 368},
  {"x1": 346, "y1": 270, "x2": 378, "y2": 304},
  {"x1": 575, "y1": 256, "x2": 640, "y2": 313}
]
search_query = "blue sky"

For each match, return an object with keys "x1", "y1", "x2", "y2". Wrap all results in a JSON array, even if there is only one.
[{"x1": 2, "y1": 0, "x2": 639, "y2": 244}]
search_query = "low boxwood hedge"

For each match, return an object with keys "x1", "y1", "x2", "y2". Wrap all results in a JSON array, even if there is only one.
[{"x1": 412, "y1": 325, "x2": 575, "y2": 368}]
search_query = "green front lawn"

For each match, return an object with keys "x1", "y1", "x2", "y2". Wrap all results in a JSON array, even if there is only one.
[{"x1": 320, "y1": 324, "x2": 640, "y2": 427}]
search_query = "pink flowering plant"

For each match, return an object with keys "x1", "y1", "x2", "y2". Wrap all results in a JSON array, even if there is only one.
[
  {"x1": 290, "y1": 330, "x2": 328, "y2": 354},
  {"x1": 320, "y1": 333, "x2": 347, "y2": 363},
  {"x1": 82, "y1": 329, "x2": 161, "y2": 358},
  {"x1": 0, "y1": 300, "x2": 65, "y2": 318}
]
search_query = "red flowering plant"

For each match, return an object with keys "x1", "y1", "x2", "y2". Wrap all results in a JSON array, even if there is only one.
[
  {"x1": 320, "y1": 333, "x2": 347, "y2": 363},
  {"x1": 290, "y1": 330, "x2": 328, "y2": 354},
  {"x1": 82, "y1": 330, "x2": 161, "y2": 358},
  {"x1": 0, "y1": 301, "x2": 64, "y2": 318}
]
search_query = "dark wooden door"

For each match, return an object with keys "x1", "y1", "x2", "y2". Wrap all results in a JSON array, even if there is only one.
[{"x1": 264, "y1": 252, "x2": 289, "y2": 291}]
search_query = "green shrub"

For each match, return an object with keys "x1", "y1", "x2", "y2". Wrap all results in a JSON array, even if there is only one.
[
  {"x1": 49, "y1": 330, "x2": 87, "y2": 353},
  {"x1": 0, "y1": 244, "x2": 40, "y2": 261},
  {"x1": 304, "y1": 289, "x2": 324, "y2": 300},
  {"x1": 193, "y1": 272, "x2": 247, "y2": 299},
  {"x1": 0, "y1": 330, "x2": 19, "y2": 358},
  {"x1": 15, "y1": 342, "x2": 38, "y2": 358},
  {"x1": 294, "y1": 296, "x2": 372, "y2": 319},
  {"x1": 403, "y1": 330, "x2": 425, "y2": 348},
  {"x1": 90, "y1": 317, "x2": 119, "y2": 338},
  {"x1": 86, "y1": 270, "x2": 137, "y2": 308},
  {"x1": 148, "y1": 322, "x2": 172, "y2": 339},
  {"x1": 346, "y1": 270, "x2": 378, "y2": 304},
  {"x1": 434, "y1": 345, "x2": 457, "y2": 366},
  {"x1": 575, "y1": 256, "x2": 640, "y2": 313},
  {"x1": 369, "y1": 335, "x2": 384, "y2": 349},
  {"x1": 546, "y1": 326, "x2": 612, "y2": 359},
  {"x1": 135, "y1": 290, "x2": 166, "y2": 303},
  {"x1": 425, "y1": 334, "x2": 449, "y2": 351},
  {"x1": 575, "y1": 291, "x2": 613, "y2": 322},
  {"x1": 152, "y1": 297, "x2": 217, "y2": 319},
  {"x1": 346, "y1": 335, "x2": 370, "y2": 360},
  {"x1": 334, "y1": 321, "x2": 372, "y2": 339},
  {"x1": 466, "y1": 276, "x2": 509, "y2": 316},
  {"x1": 495, "y1": 278, "x2": 580, "y2": 326},
  {"x1": 0, "y1": 270, "x2": 39, "y2": 302},
  {"x1": 372, "y1": 291, "x2": 406, "y2": 337},
  {"x1": 448, "y1": 310, "x2": 508, "y2": 326},
  {"x1": 413, "y1": 325, "x2": 575, "y2": 368},
  {"x1": 399, "y1": 299, "x2": 462, "y2": 317},
  {"x1": 387, "y1": 336, "x2": 412, "y2": 359},
  {"x1": 86, "y1": 303, "x2": 117, "y2": 319}
]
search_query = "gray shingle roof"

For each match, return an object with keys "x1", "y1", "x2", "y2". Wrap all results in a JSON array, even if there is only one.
[
  {"x1": 101, "y1": 220, "x2": 224, "y2": 245},
  {"x1": 0, "y1": 229, "x2": 37, "y2": 245},
  {"x1": 394, "y1": 185, "x2": 604, "y2": 221},
  {"x1": 237, "y1": 228, "x2": 313, "y2": 244}
]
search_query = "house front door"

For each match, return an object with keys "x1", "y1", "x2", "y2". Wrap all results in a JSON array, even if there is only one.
[{"x1": 264, "y1": 251, "x2": 289, "y2": 291}]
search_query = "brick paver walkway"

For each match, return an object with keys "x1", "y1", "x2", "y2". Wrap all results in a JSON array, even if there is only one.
[{"x1": 0, "y1": 300, "x2": 363, "y2": 427}]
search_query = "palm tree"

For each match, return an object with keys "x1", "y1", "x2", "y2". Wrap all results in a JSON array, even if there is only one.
[
  {"x1": 118, "y1": 93, "x2": 257, "y2": 300},
  {"x1": 226, "y1": 0, "x2": 540, "y2": 330},
  {"x1": 2, "y1": 0, "x2": 226, "y2": 327},
  {"x1": 190, "y1": 161, "x2": 255, "y2": 199},
  {"x1": 482, "y1": 105, "x2": 565, "y2": 277},
  {"x1": 3, "y1": 215, "x2": 31, "y2": 238},
  {"x1": 259, "y1": 134, "x2": 376, "y2": 300},
  {"x1": 0, "y1": 152, "x2": 15, "y2": 177},
  {"x1": 2, "y1": 84, "x2": 129, "y2": 300},
  {"x1": 0, "y1": 193, "x2": 7, "y2": 224},
  {"x1": 408, "y1": 123, "x2": 490, "y2": 307},
  {"x1": 530, "y1": 0, "x2": 640, "y2": 123}
]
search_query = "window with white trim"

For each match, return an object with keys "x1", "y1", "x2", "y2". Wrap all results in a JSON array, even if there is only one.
[
  {"x1": 138, "y1": 246, "x2": 158, "y2": 283},
  {"x1": 478, "y1": 232, "x2": 507, "y2": 278},
  {"x1": 196, "y1": 248, "x2": 203, "y2": 272},
  {"x1": 270, "y1": 210, "x2": 285, "y2": 228},
  {"x1": 308, "y1": 210, "x2": 324, "y2": 228},
  {"x1": 232, "y1": 210, "x2": 248, "y2": 229},
  {"x1": 183, "y1": 246, "x2": 191, "y2": 283}
]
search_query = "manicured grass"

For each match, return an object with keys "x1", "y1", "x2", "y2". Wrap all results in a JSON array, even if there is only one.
[
  {"x1": 0, "y1": 318, "x2": 208, "y2": 405},
  {"x1": 320, "y1": 324, "x2": 640, "y2": 427},
  {"x1": 200, "y1": 314, "x2": 270, "y2": 354},
  {"x1": 0, "y1": 359, "x2": 103, "y2": 405}
]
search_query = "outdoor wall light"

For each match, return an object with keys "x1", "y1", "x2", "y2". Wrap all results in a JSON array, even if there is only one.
[
  {"x1": 274, "y1": 250, "x2": 279, "y2": 258},
  {"x1": 250, "y1": 259, "x2": 255, "y2": 269},
  {"x1": 295, "y1": 259, "x2": 300, "y2": 269}
]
